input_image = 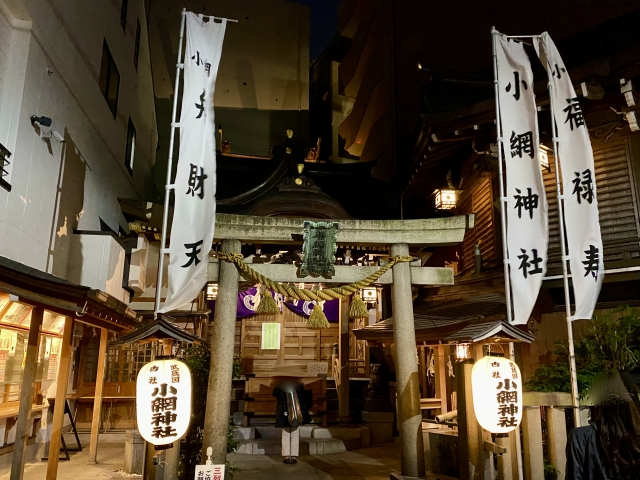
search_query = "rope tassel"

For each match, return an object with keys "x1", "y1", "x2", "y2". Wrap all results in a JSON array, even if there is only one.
[
  {"x1": 307, "y1": 304, "x2": 330, "y2": 329},
  {"x1": 349, "y1": 294, "x2": 368, "y2": 319},
  {"x1": 256, "y1": 290, "x2": 279, "y2": 316}
]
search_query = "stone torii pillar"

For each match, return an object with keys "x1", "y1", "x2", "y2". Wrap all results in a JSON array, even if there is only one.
[
  {"x1": 202, "y1": 239, "x2": 241, "y2": 464},
  {"x1": 390, "y1": 243, "x2": 425, "y2": 479}
]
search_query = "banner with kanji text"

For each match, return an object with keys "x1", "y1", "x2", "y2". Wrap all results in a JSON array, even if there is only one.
[
  {"x1": 159, "y1": 13, "x2": 227, "y2": 313},
  {"x1": 535, "y1": 32, "x2": 604, "y2": 320},
  {"x1": 495, "y1": 33, "x2": 548, "y2": 325}
]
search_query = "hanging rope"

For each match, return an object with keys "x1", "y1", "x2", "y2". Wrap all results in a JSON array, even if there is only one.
[{"x1": 215, "y1": 252, "x2": 413, "y2": 301}]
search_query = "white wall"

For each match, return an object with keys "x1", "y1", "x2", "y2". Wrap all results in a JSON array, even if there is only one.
[{"x1": 0, "y1": 0, "x2": 157, "y2": 297}]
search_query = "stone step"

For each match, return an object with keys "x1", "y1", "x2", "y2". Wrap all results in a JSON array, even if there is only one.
[
  {"x1": 304, "y1": 438, "x2": 347, "y2": 455},
  {"x1": 234, "y1": 425, "x2": 370, "y2": 454},
  {"x1": 236, "y1": 437, "x2": 348, "y2": 455}
]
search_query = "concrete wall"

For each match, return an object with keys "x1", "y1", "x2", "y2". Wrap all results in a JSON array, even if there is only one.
[
  {"x1": 0, "y1": 0, "x2": 157, "y2": 295},
  {"x1": 149, "y1": 0, "x2": 310, "y2": 169}
]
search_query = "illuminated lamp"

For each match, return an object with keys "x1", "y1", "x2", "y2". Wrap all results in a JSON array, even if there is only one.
[
  {"x1": 205, "y1": 283, "x2": 218, "y2": 301},
  {"x1": 137, "y1": 358, "x2": 192, "y2": 446},
  {"x1": 435, "y1": 189, "x2": 457, "y2": 210},
  {"x1": 361, "y1": 287, "x2": 377, "y2": 304},
  {"x1": 454, "y1": 343, "x2": 471, "y2": 361},
  {"x1": 472, "y1": 355, "x2": 522, "y2": 434}
]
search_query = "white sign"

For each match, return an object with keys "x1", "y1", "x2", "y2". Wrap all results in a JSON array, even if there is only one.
[
  {"x1": 535, "y1": 32, "x2": 604, "y2": 320},
  {"x1": 159, "y1": 13, "x2": 227, "y2": 313},
  {"x1": 261, "y1": 323, "x2": 280, "y2": 350},
  {"x1": 495, "y1": 34, "x2": 548, "y2": 325},
  {"x1": 194, "y1": 464, "x2": 225, "y2": 480},
  {"x1": 307, "y1": 362, "x2": 328, "y2": 375},
  {"x1": 136, "y1": 359, "x2": 192, "y2": 446},
  {"x1": 472, "y1": 356, "x2": 522, "y2": 434}
]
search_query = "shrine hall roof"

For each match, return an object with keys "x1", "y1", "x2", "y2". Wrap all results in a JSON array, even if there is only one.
[{"x1": 353, "y1": 293, "x2": 534, "y2": 344}]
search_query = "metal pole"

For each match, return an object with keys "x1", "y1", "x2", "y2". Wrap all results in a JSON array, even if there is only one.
[
  {"x1": 154, "y1": 8, "x2": 187, "y2": 316},
  {"x1": 491, "y1": 27, "x2": 513, "y2": 325},
  {"x1": 546, "y1": 62, "x2": 581, "y2": 427},
  {"x1": 492, "y1": 28, "x2": 525, "y2": 480}
]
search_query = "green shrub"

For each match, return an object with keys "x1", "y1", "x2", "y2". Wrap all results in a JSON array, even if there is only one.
[
  {"x1": 178, "y1": 344, "x2": 240, "y2": 480},
  {"x1": 525, "y1": 306, "x2": 640, "y2": 396}
]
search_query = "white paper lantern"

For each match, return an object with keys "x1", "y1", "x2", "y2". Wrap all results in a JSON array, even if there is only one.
[
  {"x1": 136, "y1": 358, "x2": 192, "y2": 446},
  {"x1": 472, "y1": 355, "x2": 522, "y2": 434}
]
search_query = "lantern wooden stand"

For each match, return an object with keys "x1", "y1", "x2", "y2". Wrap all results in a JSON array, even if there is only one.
[{"x1": 116, "y1": 317, "x2": 202, "y2": 480}]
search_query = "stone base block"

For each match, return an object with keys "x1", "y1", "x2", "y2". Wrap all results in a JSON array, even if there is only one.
[
  {"x1": 124, "y1": 430, "x2": 144, "y2": 475},
  {"x1": 425, "y1": 429, "x2": 459, "y2": 478},
  {"x1": 233, "y1": 427, "x2": 255, "y2": 440},
  {"x1": 361, "y1": 411, "x2": 394, "y2": 423},
  {"x1": 362, "y1": 411, "x2": 394, "y2": 444}
]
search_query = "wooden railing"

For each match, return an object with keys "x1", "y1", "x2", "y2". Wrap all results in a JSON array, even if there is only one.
[
  {"x1": 521, "y1": 392, "x2": 575, "y2": 480},
  {"x1": 348, "y1": 358, "x2": 367, "y2": 377}
]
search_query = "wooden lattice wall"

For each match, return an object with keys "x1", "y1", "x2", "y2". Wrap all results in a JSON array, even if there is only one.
[{"x1": 236, "y1": 308, "x2": 339, "y2": 374}]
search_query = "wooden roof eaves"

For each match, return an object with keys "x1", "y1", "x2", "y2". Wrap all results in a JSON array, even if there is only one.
[{"x1": 0, "y1": 257, "x2": 141, "y2": 333}]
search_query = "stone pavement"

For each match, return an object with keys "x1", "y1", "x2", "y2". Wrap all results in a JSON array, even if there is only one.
[
  {"x1": 228, "y1": 445, "x2": 454, "y2": 480},
  {"x1": 0, "y1": 441, "x2": 455, "y2": 480},
  {"x1": 0, "y1": 443, "x2": 128, "y2": 480}
]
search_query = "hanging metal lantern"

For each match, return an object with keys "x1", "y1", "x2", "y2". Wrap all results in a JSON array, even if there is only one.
[{"x1": 434, "y1": 189, "x2": 457, "y2": 210}]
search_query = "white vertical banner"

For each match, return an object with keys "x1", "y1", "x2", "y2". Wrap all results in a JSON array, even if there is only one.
[
  {"x1": 535, "y1": 32, "x2": 604, "y2": 320},
  {"x1": 496, "y1": 34, "x2": 548, "y2": 325},
  {"x1": 159, "y1": 13, "x2": 227, "y2": 313}
]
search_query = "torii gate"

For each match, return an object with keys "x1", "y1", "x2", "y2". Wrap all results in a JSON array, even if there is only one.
[{"x1": 203, "y1": 213, "x2": 475, "y2": 479}]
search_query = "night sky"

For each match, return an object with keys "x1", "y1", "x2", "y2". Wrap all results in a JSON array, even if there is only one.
[{"x1": 287, "y1": 0, "x2": 341, "y2": 59}]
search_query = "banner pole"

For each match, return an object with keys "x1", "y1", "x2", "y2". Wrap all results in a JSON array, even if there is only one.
[
  {"x1": 492, "y1": 28, "x2": 524, "y2": 480},
  {"x1": 154, "y1": 8, "x2": 187, "y2": 317},
  {"x1": 546, "y1": 53, "x2": 581, "y2": 427},
  {"x1": 491, "y1": 27, "x2": 514, "y2": 325}
]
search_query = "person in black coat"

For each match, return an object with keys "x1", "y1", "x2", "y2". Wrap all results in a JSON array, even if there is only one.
[
  {"x1": 566, "y1": 372, "x2": 640, "y2": 480},
  {"x1": 272, "y1": 381, "x2": 312, "y2": 464}
]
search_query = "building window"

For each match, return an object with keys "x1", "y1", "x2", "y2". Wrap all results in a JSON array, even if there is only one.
[
  {"x1": 120, "y1": 0, "x2": 128, "y2": 31},
  {"x1": 99, "y1": 40, "x2": 120, "y2": 117},
  {"x1": 134, "y1": 19, "x2": 141, "y2": 71},
  {"x1": 125, "y1": 118, "x2": 136, "y2": 174}
]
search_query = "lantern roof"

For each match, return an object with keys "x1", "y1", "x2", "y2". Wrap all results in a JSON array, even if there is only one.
[
  {"x1": 443, "y1": 320, "x2": 534, "y2": 344},
  {"x1": 114, "y1": 316, "x2": 203, "y2": 345}
]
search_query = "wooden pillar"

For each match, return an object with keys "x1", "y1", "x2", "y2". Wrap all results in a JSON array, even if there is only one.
[
  {"x1": 10, "y1": 307, "x2": 44, "y2": 480},
  {"x1": 434, "y1": 345, "x2": 447, "y2": 415},
  {"x1": 418, "y1": 346, "x2": 426, "y2": 398},
  {"x1": 545, "y1": 407, "x2": 567, "y2": 480},
  {"x1": 46, "y1": 316, "x2": 73, "y2": 480},
  {"x1": 87, "y1": 327, "x2": 108, "y2": 464},
  {"x1": 456, "y1": 359, "x2": 492, "y2": 480},
  {"x1": 338, "y1": 297, "x2": 350, "y2": 423},
  {"x1": 522, "y1": 406, "x2": 544, "y2": 480},
  {"x1": 496, "y1": 435, "x2": 513, "y2": 480}
]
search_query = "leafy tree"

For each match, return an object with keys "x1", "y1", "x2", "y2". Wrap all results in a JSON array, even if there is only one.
[{"x1": 525, "y1": 306, "x2": 640, "y2": 396}]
